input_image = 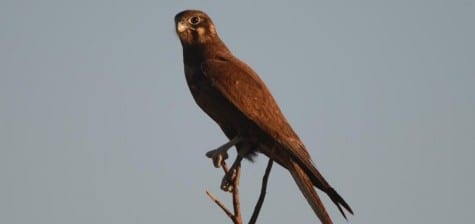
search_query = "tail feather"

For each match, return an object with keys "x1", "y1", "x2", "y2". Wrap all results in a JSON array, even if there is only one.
[
  {"x1": 327, "y1": 187, "x2": 353, "y2": 219},
  {"x1": 289, "y1": 161, "x2": 333, "y2": 224},
  {"x1": 303, "y1": 164, "x2": 354, "y2": 219}
]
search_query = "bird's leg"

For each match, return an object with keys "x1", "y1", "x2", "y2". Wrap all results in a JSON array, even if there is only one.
[
  {"x1": 221, "y1": 145, "x2": 251, "y2": 192},
  {"x1": 206, "y1": 136, "x2": 242, "y2": 168}
]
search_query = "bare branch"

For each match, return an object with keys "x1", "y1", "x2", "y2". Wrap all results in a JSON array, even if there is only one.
[
  {"x1": 206, "y1": 156, "x2": 273, "y2": 224},
  {"x1": 206, "y1": 190, "x2": 234, "y2": 219},
  {"x1": 232, "y1": 164, "x2": 242, "y2": 224},
  {"x1": 221, "y1": 162, "x2": 229, "y2": 174},
  {"x1": 206, "y1": 160, "x2": 243, "y2": 224},
  {"x1": 249, "y1": 159, "x2": 273, "y2": 224}
]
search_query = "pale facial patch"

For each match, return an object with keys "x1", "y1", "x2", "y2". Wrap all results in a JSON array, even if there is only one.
[
  {"x1": 197, "y1": 27, "x2": 210, "y2": 43},
  {"x1": 197, "y1": 27, "x2": 206, "y2": 36},
  {"x1": 177, "y1": 21, "x2": 187, "y2": 33}
]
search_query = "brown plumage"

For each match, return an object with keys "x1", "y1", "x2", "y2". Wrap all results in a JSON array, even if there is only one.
[{"x1": 174, "y1": 9, "x2": 353, "y2": 223}]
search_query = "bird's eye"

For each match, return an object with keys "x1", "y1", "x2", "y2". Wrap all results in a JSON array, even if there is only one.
[{"x1": 189, "y1": 16, "x2": 200, "y2": 25}]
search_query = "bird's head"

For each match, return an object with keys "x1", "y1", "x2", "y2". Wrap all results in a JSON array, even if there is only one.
[{"x1": 175, "y1": 10, "x2": 219, "y2": 46}]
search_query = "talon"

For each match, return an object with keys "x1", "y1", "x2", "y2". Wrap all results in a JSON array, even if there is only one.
[
  {"x1": 220, "y1": 168, "x2": 237, "y2": 192},
  {"x1": 221, "y1": 175, "x2": 234, "y2": 192},
  {"x1": 204, "y1": 136, "x2": 242, "y2": 168},
  {"x1": 206, "y1": 149, "x2": 229, "y2": 168},
  {"x1": 213, "y1": 153, "x2": 224, "y2": 168},
  {"x1": 221, "y1": 181, "x2": 233, "y2": 192}
]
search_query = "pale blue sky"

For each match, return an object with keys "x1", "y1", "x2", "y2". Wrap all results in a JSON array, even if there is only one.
[{"x1": 1, "y1": 1, "x2": 474, "y2": 223}]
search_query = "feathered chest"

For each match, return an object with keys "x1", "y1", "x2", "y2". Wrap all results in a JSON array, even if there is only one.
[{"x1": 183, "y1": 62, "x2": 237, "y2": 126}]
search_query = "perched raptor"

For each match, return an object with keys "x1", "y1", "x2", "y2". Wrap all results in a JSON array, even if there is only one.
[{"x1": 174, "y1": 9, "x2": 353, "y2": 223}]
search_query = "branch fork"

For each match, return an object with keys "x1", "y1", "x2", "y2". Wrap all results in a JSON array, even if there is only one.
[{"x1": 206, "y1": 158, "x2": 274, "y2": 224}]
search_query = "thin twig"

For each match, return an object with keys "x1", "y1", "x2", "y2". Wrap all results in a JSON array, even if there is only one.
[
  {"x1": 206, "y1": 160, "x2": 243, "y2": 224},
  {"x1": 206, "y1": 156, "x2": 273, "y2": 224},
  {"x1": 232, "y1": 164, "x2": 242, "y2": 224},
  {"x1": 221, "y1": 162, "x2": 229, "y2": 174},
  {"x1": 206, "y1": 190, "x2": 234, "y2": 219},
  {"x1": 248, "y1": 159, "x2": 273, "y2": 224}
]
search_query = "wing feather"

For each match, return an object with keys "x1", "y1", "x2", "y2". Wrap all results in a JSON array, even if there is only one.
[
  {"x1": 201, "y1": 57, "x2": 312, "y2": 163},
  {"x1": 202, "y1": 56, "x2": 354, "y2": 217}
]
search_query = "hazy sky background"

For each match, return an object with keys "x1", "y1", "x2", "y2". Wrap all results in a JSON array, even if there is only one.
[{"x1": 1, "y1": 1, "x2": 474, "y2": 223}]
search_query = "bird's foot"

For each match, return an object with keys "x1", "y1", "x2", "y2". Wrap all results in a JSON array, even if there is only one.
[
  {"x1": 220, "y1": 153, "x2": 245, "y2": 192},
  {"x1": 205, "y1": 136, "x2": 242, "y2": 168},
  {"x1": 206, "y1": 148, "x2": 229, "y2": 168},
  {"x1": 220, "y1": 167, "x2": 238, "y2": 192}
]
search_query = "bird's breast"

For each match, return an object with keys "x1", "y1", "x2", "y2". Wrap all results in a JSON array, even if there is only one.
[{"x1": 184, "y1": 64, "x2": 240, "y2": 129}]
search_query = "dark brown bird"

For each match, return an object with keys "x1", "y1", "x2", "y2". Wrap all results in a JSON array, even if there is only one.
[{"x1": 175, "y1": 9, "x2": 353, "y2": 223}]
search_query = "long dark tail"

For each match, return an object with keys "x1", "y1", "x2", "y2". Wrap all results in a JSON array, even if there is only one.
[
  {"x1": 326, "y1": 187, "x2": 353, "y2": 219},
  {"x1": 305, "y1": 162, "x2": 354, "y2": 219},
  {"x1": 288, "y1": 161, "x2": 333, "y2": 224}
]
